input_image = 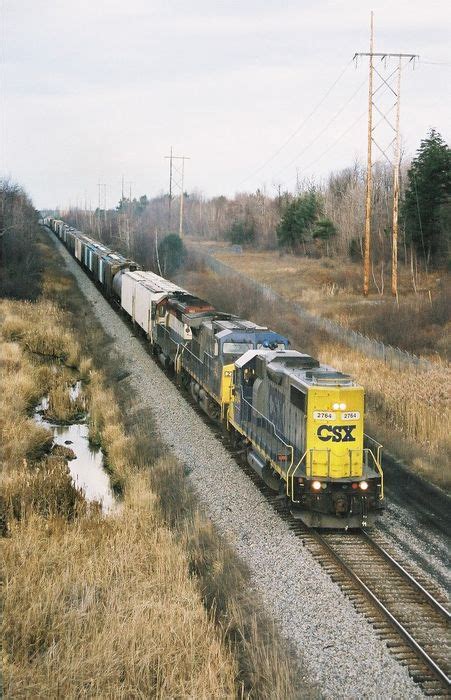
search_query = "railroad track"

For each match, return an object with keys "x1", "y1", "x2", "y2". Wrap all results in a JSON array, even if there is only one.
[
  {"x1": 235, "y1": 458, "x2": 450, "y2": 696},
  {"x1": 139, "y1": 340, "x2": 451, "y2": 696},
  {"x1": 306, "y1": 529, "x2": 450, "y2": 696}
]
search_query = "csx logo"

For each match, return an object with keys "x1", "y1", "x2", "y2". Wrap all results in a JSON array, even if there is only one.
[{"x1": 317, "y1": 424, "x2": 356, "y2": 442}]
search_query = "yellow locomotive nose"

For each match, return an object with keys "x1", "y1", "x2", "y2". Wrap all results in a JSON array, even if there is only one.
[{"x1": 307, "y1": 386, "x2": 364, "y2": 479}]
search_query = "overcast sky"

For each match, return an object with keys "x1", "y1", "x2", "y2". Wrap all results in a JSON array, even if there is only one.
[{"x1": 1, "y1": 0, "x2": 450, "y2": 210}]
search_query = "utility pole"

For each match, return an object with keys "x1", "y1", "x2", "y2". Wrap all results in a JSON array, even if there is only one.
[
  {"x1": 97, "y1": 181, "x2": 103, "y2": 212},
  {"x1": 392, "y1": 57, "x2": 402, "y2": 297},
  {"x1": 354, "y1": 15, "x2": 418, "y2": 296},
  {"x1": 103, "y1": 184, "x2": 107, "y2": 223},
  {"x1": 165, "y1": 146, "x2": 173, "y2": 231},
  {"x1": 179, "y1": 156, "x2": 186, "y2": 238},
  {"x1": 164, "y1": 149, "x2": 190, "y2": 237},
  {"x1": 363, "y1": 11, "x2": 374, "y2": 297}
]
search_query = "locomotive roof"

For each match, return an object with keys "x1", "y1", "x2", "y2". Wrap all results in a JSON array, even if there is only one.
[
  {"x1": 169, "y1": 294, "x2": 214, "y2": 313},
  {"x1": 181, "y1": 311, "x2": 235, "y2": 328},
  {"x1": 124, "y1": 269, "x2": 186, "y2": 294},
  {"x1": 236, "y1": 349, "x2": 357, "y2": 388},
  {"x1": 212, "y1": 318, "x2": 267, "y2": 332}
]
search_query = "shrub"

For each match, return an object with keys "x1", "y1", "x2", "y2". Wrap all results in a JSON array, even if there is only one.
[
  {"x1": 228, "y1": 220, "x2": 255, "y2": 245},
  {"x1": 157, "y1": 233, "x2": 187, "y2": 276}
]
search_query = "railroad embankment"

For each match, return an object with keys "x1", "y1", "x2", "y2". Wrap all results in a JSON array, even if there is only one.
[
  {"x1": 1, "y1": 229, "x2": 303, "y2": 698},
  {"x1": 177, "y1": 260, "x2": 450, "y2": 492}
]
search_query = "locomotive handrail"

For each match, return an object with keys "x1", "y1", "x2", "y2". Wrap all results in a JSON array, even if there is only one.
[
  {"x1": 287, "y1": 451, "x2": 307, "y2": 500},
  {"x1": 287, "y1": 446, "x2": 384, "y2": 501},
  {"x1": 238, "y1": 388, "x2": 294, "y2": 471},
  {"x1": 347, "y1": 448, "x2": 384, "y2": 499},
  {"x1": 363, "y1": 434, "x2": 384, "y2": 499}
]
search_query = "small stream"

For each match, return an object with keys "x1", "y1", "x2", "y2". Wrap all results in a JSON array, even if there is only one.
[{"x1": 34, "y1": 383, "x2": 115, "y2": 511}]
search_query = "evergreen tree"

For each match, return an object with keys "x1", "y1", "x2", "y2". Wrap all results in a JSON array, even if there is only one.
[
  {"x1": 227, "y1": 220, "x2": 255, "y2": 245},
  {"x1": 312, "y1": 218, "x2": 337, "y2": 255},
  {"x1": 276, "y1": 190, "x2": 321, "y2": 250},
  {"x1": 157, "y1": 233, "x2": 186, "y2": 276},
  {"x1": 402, "y1": 129, "x2": 450, "y2": 265}
]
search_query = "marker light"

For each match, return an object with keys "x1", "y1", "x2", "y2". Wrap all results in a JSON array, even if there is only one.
[
  {"x1": 312, "y1": 480, "x2": 322, "y2": 491},
  {"x1": 339, "y1": 403, "x2": 346, "y2": 410},
  {"x1": 333, "y1": 403, "x2": 340, "y2": 410},
  {"x1": 359, "y1": 481, "x2": 369, "y2": 491}
]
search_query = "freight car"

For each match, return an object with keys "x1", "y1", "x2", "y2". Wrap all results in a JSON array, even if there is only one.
[{"x1": 43, "y1": 217, "x2": 384, "y2": 528}]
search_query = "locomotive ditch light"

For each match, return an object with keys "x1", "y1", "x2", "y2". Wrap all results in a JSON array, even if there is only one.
[
  {"x1": 359, "y1": 481, "x2": 369, "y2": 490},
  {"x1": 311, "y1": 480, "x2": 322, "y2": 491}
]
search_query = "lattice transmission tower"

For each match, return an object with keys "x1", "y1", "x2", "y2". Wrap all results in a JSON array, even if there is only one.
[
  {"x1": 354, "y1": 12, "x2": 418, "y2": 296},
  {"x1": 165, "y1": 147, "x2": 190, "y2": 238}
]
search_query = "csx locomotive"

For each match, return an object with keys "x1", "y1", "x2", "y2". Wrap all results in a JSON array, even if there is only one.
[{"x1": 43, "y1": 217, "x2": 384, "y2": 528}]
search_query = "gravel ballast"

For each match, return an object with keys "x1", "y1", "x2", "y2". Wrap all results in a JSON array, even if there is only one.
[{"x1": 49, "y1": 232, "x2": 423, "y2": 699}]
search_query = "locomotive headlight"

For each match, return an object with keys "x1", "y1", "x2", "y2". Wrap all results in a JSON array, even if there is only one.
[
  {"x1": 332, "y1": 403, "x2": 340, "y2": 410},
  {"x1": 339, "y1": 402, "x2": 346, "y2": 410},
  {"x1": 311, "y1": 480, "x2": 322, "y2": 491},
  {"x1": 359, "y1": 481, "x2": 369, "y2": 491}
]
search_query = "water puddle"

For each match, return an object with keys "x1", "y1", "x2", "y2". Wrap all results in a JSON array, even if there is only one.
[{"x1": 34, "y1": 386, "x2": 115, "y2": 511}]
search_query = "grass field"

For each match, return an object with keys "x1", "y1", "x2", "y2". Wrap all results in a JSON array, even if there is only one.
[
  {"x1": 1, "y1": 230, "x2": 307, "y2": 699},
  {"x1": 196, "y1": 242, "x2": 450, "y2": 360}
]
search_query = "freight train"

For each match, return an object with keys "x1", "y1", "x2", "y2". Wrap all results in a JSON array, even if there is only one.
[{"x1": 43, "y1": 217, "x2": 384, "y2": 528}]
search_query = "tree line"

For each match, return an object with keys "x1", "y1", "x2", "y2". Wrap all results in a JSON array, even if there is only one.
[
  {"x1": 59, "y1": 128, "x2": 449, "y2": 274},
  {"x1": 0, "y1": 180, "x2": 43, "y2": 299}
]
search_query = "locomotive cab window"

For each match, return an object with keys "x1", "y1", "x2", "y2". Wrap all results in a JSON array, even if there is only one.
[
  {"x1": 223, "y1": 341, "x2": 253, "y2": 355},
  {"x1": 290, "y1": 385, "x2": 306, "y2": 413}
]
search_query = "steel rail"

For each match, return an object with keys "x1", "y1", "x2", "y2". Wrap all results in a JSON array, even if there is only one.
[
  {"x1": 361, "y1": 529, "x2": 451, "y2": 620},
  {"x1": 314, "y1": 530, "x2": 451, "y2": 689}
]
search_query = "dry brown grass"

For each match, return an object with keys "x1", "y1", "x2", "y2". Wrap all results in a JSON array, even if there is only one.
[
  {"x1": 44, "y1": 383, "x2": 86, "y2": 423},
  {"x1": 1, "y1": 458, "x2": 85, "y2": 526},
  {"x1": 0, "y1": 298, "x2": 240, "y2": 699},
  {"x1": 2, "y1": 475, "x2": 237, "y2": 698},
  {"x1": 1, "y1": 298, "x2": 81, "y2": 366},
  {"x1": 87, "y1": 370, "x2": 133, "y2": 494},
  {"x1": 2, "y1": 282, "x2": 304, "y2": 699},
  {"x1": 204, "y1": 244, "x2": 450, "y2": 359},
  {"x1": 0, "y1": 340, "x2": 52, "y2": 468}
]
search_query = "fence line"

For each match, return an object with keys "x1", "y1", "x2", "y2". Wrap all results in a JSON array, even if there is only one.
[{"x1": 192, "y1": 249, "x2": 434, "y2": 373}]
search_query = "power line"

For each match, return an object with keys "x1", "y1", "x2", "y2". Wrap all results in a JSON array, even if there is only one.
[
  {"x1": 419, "y1": 59, "x2": 451, "y2": 66},
  {"x1": 238, "y1": 58, "x2": 354, "y2": 186},
  {"x1": 295, "y1": 108, "x2": 367, "y2": 179},
  {"x1": 272, "y1": 77, "x2": 367, "y2": 179}
]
